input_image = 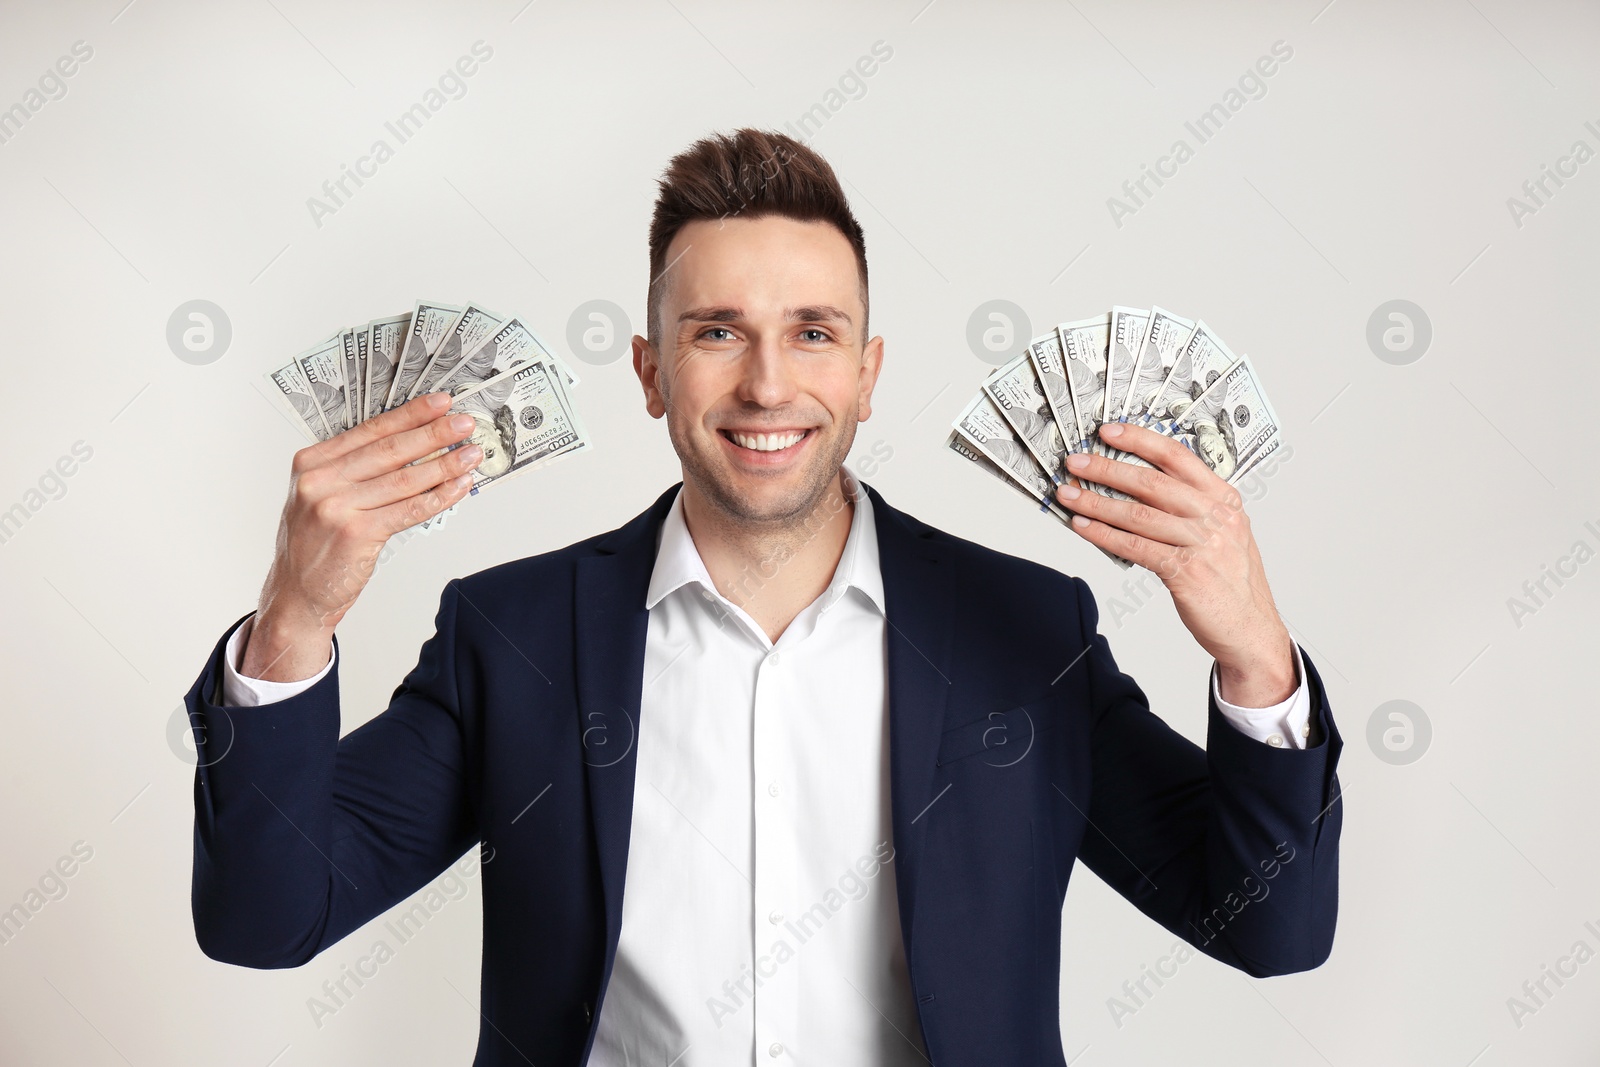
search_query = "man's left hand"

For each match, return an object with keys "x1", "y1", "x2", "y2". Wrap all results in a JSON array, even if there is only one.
[{"x1": 1055, "y1": 421, "x2": 1296, "y2": 708}]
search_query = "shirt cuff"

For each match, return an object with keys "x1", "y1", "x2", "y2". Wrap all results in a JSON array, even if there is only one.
[
  {"x1": 1210, "y1": 643, "x2": 1312, "y2": 749},
  {"x1": 219, "y1": 614, "x2": 336, "y2": 707}
]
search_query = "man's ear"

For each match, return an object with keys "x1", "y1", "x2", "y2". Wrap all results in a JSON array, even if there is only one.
[
  {"x1": 857, "y1": 334, "x2": 885, "y2": 422},
  {"x1": 633, "y1": 335, "x2": 667, "y2": 419}
]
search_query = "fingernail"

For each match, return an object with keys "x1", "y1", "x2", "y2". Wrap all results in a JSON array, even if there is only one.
[
  {"x1": 1066, "y1": 453, "x2": 1090, "y2": 470},
  {"x1": 1101, "y1": 422, "x2": 1123, "y2": 438},
  {"x1": 450, "y1": 415, "x2": 474, "y2": 433},
  {"x1": 460, "y1": 444, "x2": 483, "y2": 464},
  {"x1": 1058, "y1": 484, "x2": 1080, "y2": 501},
  {"x1": 1072, "y1": 515, "x2": 1090, "y2": 528},
  {"x1": 427, "y1": 392, "x2": 450, "y2": 409}
]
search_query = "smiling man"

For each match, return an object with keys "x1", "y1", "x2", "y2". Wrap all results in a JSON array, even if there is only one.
[{"x1": 184, "y1": 129, "x2": 1343, "y2": 1067}]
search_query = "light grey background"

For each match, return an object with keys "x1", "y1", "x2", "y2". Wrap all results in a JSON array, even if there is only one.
[{"x1": 2, "y1": 0, "x2": 1596, "y2": 1063}]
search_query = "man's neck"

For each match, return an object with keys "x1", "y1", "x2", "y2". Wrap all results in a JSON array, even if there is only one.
[{"x1": 679, "y1": 471, "x2": 856, "y2": 643}]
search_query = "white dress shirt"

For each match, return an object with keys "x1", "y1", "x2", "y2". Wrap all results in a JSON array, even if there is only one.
[{"x1": 220, "y1": 472, "x2": 1313, "y2": 1064}]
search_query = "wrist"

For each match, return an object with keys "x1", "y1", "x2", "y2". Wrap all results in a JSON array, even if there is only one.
[
  {"x1": 240, "y1": 607, "x2": 335, "y2": 683},
  {"x1": 1215, "y1": 627, "x2": 1297, "y2": 708}
]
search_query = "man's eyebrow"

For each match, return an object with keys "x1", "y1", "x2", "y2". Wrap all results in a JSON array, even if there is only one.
[
  {"x1": 677, "y1": 306, "x2": 742, "y2": 324},
  {"x1": 786, "y1": 305, "x2": 853, "y2": 326},
  {"x1": 675, "y1": 305, "x2": 855, "y2": 326}
]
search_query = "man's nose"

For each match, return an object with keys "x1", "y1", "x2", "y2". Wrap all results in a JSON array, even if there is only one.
[{"x1": 737, "y1": 334, "x2": 799, "y2": 408}]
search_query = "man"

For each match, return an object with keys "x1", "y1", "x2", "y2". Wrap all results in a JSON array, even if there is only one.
[{"x1": 185, "y1": 129, "x2": 1341, "y2": 1066}]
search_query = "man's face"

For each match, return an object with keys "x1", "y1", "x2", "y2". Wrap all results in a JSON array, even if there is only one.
[{"x1": 633, "y1": 215, "x2": 883, "y2": 528}]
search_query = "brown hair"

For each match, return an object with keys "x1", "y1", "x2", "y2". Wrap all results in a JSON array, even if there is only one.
[{"x1": 646, "y1": 128, "x2": 869, "y2": 345}]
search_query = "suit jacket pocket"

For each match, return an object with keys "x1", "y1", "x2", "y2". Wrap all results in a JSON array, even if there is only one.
[{"x1": 938, "y1": 703, "x2": 1038, "y2": 767}]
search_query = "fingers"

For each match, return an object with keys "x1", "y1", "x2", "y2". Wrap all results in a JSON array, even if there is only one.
[
  {"x1": 1097, "y1": 421, "x2": 1216, "y2": 490},
  {"x1": 331, "y1": 406, "x2": 478, "y2": 484},
  {"x1": 1063, "y1": 513, "x2": 1174, "y2": 573},
  {"x1": 351, "y1": 441, "x2": 483, "y2": 510},
  {"x1": 1063, "y1": 447, "x2": 1203, "y2": 517},
  {"x1": 299, "y1": 393, "x2": 455, "y2": 466},
  {"x1": 1055, "y1": 481, "x2": 1188, "y2": 546},
  {"x1": 371, "y1": 470, "x2": 476, "y2": 536}
]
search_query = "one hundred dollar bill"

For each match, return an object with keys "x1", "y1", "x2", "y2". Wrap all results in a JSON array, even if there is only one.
[
  {"x1": 1148, "y1": 319, "x2": 1239, "y2": 432},
  {"x1": 982, "y1": 352, "x2": 1067, "y2": 484},
  {"x1": 364, "y1": 313, "x2": 409, "y2": 422},
  {"x1": 447, "y1": 359, "x2": 591, "y2": 491},
  {"x1": 951, "y1": 391, "x2": 1059, "y2": 504},
  {"x1": 338, "y1": 329, "x2": 364, "y2": 432},
  {"x1": 1121, "y1": 306, "x2": 1194, "y2": 426},
  {"x1": 266, "y1": 358, "x2": 331, "y2": 442},
  {"x1": 296, "y1": 337, "x2": 348, "y2": 440},
  {"x1": 435, "y1": 315, "x2": 555, "y2": 397},
  {"x1": 1105, "y1": 305, "x2": 1150, "y2": 431},
  {"x1": 1172, "y1": 354, "x2": 1282, "y2": 482},
  {"x1": 387, "y1": 301, "x2": 463, "y2": 409},
  {"x1": 1024, "y1": 328, "x2": 1082, "y2": 459},
  {"x1": 410, "y1": 304, "x2": 506, "y2": 400},
  {"x1": 1056, "y1": 314, "x2": 1110, "y2": 456}
]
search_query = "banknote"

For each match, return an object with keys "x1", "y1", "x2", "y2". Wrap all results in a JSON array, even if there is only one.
[
  {"x1": 983, "y1": 352, "x2": 1067, "y2": 484},
  {"x1": 1023, "y1": 328, "x2": 1081, "y2": 461},
  {"x1": 1171, "y1": 354, "x2": 1281, "y2": 483},
  {"x1": 387, "y1": 301, "x2": 463, "y2": 409},
  {"x1": 1148, "y1": 319, "x2": 1239, "y2": 432},
  {"x1": 1056, "y1": 315, "x2": 1110, "y2": 457},
  {"x1": 951, "y1": 391, "x2": 1060, "y2": 504},
  {"x1": 409, "y1": 304, "x2": 506, "y2": 400},
  {"x1": 364, "y1": 313, "x2": 409, "y2": 422},
  {"x1": 296, "y1": 337, "x2": 347, "y2": 441},
  {"x1": 267, "y1": 358, "x2": 331, "y2": 441},
  {"x1": 1121, "y1": 307, "x2": 1194, "y2": 426},
  {"x1": 446, "y1": 358, "x2": 590, "y2": 490},
  {"x1": 338, "y1": 329, "x2": 364, "y2": 433},
  {"x1": 950, "y1": 305, "x2": 1284, "y2": 570},
  {"x1": 435, "y1": 315, "x2": 554, "y2": 396}
]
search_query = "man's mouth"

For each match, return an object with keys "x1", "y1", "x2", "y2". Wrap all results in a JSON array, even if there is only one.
[{"x1": 719, "y1": 428, "x2": 812, "y2": 453}]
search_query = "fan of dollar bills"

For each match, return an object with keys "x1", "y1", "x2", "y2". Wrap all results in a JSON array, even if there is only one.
[
  {"x1": 947, "y1": 306, "x2": 1283, "y2": 568},
  {"x1": 266, "y1": 301, "x2": 593, "y2": 530}
]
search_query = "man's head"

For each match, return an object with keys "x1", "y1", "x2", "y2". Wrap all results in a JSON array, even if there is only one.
[{"x1": 633, "y1": 129, "x2": 884, "y2": 530}]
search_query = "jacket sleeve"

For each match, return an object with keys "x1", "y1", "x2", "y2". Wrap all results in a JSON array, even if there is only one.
[
  {"x1": 1070, "y1": 576, "x2": 1343, "y2": 977},
  {"x1": 187, "y1": 581, "x2": 479, "y2": 968}
]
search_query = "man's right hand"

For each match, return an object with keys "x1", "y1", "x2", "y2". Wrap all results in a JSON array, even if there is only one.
[{"x1": 239, "y1": 392, "x2": 483, "y2": 683}]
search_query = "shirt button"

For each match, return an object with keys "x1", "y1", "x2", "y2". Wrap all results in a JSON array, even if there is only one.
[
  {"x1": 769, "y1": 1043, "x2": 784, "y2": 1058},
  {"x1": 768, "y1": 782, "x2": 780, "y2": 797},
  {"x1": 1301, "y1": 723, "x2": 1311, "y2": 738},
  {"x1": 1267, "y1": 734, "x2": 1284, "y2": 747},
  {"x1": 769, "y1": 910, "x2": 785, "y2": 925},
  {"x1": 768, "y1": 652, "x2": 781, "y2": 666},
  {"x1": 700, "y1": 589, "x2": 714, "y2": 601}
]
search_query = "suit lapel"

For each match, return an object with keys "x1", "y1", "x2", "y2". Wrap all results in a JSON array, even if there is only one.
[
  {"x1": 574, "y1": 485, "x2": 680, "y2": 957},
  {"x1": 867, "y1": 485, "x2": 956, "y2": 956}
]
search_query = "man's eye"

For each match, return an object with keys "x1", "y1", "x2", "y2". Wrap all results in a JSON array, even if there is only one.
[
  {"x1": 701, "y1": 327, "x2": 735, "y2": 342},
  {"x1": 800, "y1": 328, "x2": 831, "y2": 343}
]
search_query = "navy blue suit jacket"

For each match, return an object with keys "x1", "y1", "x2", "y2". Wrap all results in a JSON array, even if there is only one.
[{"x1": 186, "y1": 482, "x2": 1342, "y2": 1065}]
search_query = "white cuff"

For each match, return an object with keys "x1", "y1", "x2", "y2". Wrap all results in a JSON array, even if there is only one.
[
  {"x1": 1211, "y1": 644, "x2": 1313, "y2": 749},
  {"x1": 219, "y1": 615, "x2": 336, "y2": 708}
]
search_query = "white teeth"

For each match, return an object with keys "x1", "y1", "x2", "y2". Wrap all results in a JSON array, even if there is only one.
[{"x1": 729, "y1": 430, "x2": 805, "y2": 452}]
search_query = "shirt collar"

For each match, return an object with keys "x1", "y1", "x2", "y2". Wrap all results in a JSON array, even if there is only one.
[{"x1": 645, "y1": 467, "x2": 885, "y2": 616}]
